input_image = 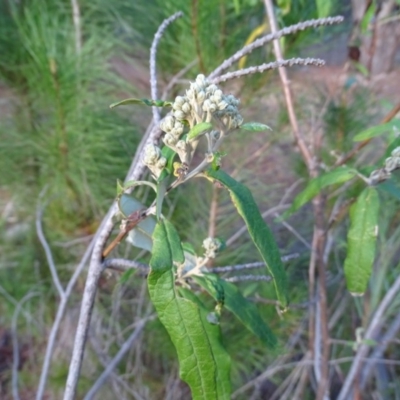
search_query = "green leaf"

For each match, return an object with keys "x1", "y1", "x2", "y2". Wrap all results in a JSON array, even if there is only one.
[
  {"x1": 241, "y1": 122, "x2": 272, "y2": 132},
  {"x1": 161, "y1": 145, "x2": 177, "y2": 176},
  {"x1": 378, "y1": 179, "x2": 400, "y2": 201},
  {"x1": 344, "y1": 187, "x2": 380, "y2": 296},
  {"x1": 110, "y1": 98, "x2": 172, "y2": 109},
  {"x1": 353, "y1": 120, "x2": 400, "y2": 142},
  {"x1": 384, "y1": 136, "x2": 400, "y2": 159},
  {"x1": 187, "y1": 122, "x2": 213, "y2": 141},
  {"x1": 361, "y1": 2, "x2": 375, "y2": 34},
  {"x1": 316, "y1": 0, "x2": 331, "y2": 18},
  {"x1": 151, "y1": 219, "x2": 184, "y2": 272},
  {"x1": 204, "y1": 169, "x2": 288, "y2": 307},
  {"x1": 195, "y1": 274, "x2": 277, "y2": 348},
  {"x1": 148, "y1": 221, "x2": 231, "y2": 399},
  {"x1": 283, "y1": 167, "x2": 357, "y2": 218},
  {"x1": 116, "y1": 179, "x2": 124, "y2": 196}
]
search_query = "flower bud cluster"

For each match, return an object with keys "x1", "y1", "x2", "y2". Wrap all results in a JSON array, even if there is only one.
[
  {"x1": 168, "y1": 74, "x2": 243, "y2": 131},
  {"x1": 160, "y1": 115, "x2": 189, "y2": 163},
  {"x1": 384, "y1": 146, "x2": 400, "y2": 172},
  {"x1": 369, "y1": 146, "x2": 400, "y2": 184},
  {"x1": 202, "y1": 237, "x2": 222, "y2": 259},
  {"x1": 143, "y1": 144, "x2": 166, "y2": 179}
]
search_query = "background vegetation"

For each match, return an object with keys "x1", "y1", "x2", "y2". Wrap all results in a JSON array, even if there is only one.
[{"x1": 0, "y1": 0, "x2": 399, "y2": 399}]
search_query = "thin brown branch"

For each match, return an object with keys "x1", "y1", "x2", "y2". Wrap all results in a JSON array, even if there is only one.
[
  {"x1": 102, "y1": 209, "x2": 147, "y2": 259},
  {"x1": 263, "y1": 2, "x2": 331, "y2": 399}
]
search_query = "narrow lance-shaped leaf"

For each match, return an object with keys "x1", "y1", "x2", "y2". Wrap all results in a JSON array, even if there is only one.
[
  {"x1": 195, "y1": 274, "x2": 277, "y2": 348},
  {"x1": 187, "y1": 122, "x2": 213, "y2": 141},
  {"x1": 204, "y1": 168, "x2": 288, "y2": 307},
  {"x1": 241, "y1": 122, "x2": 272, "y2": 132},
  {"x1": 110, "y1": 98, "x2": 173, "y2": 109},
  {"x1": 344, "y1": 187, "x2": 380, "y2": 296},
  {"x1": 353, "y1": 119, "x2": 400, "y2": 142},
  {"x1": 148, "y1": 220, "x2": 231, "y2": 399},
  {"x1": 283, "y1": 167, "x2": 358, "y2": 219}
]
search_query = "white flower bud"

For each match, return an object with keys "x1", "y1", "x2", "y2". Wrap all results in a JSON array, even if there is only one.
[
  {"x1": 385, "y1": 156, "x2": 397, "y2": 172},
  {"x1": 174, "y1": 95, "x2": 185, "y2": 106},
  {"x1": 174, "y1": 121, "x2": 184, "y2": 136},
  {"x1": 203, "y1": 99, "x2": 217, "y2": 113},
  {"x1": 197, "y1": 90, "x2": 206, "y2": 103},
  {"x1": 186, "y1": 88, "x2": 195, "y2": 101},
  {"x1": 160, "y1": 115, "x2": 175, "y2": 132},
  {"x1": 202, "y1": 237, "x2": 222, "y2": 259},
  {"x1": 176, "y1": 140, "x2": 187, "y2": 151},
  {"x1": 174, "y1": 110, "x2": 186, "y2": 120},
  {"x1": 163, "y1": 133, "x2": 178, "y2": 147},
  {"x1": 156, "y1": 157, "x2": 167, "y2": 168},
  {"x1": 181, "y1": 102, "x2": 191, "y2": 114},
  {"x1": 206, "y1": 84, "x2": 218, "y2": 95},
  {"x1": 217, "y1": 100, "x2": 228, "y2": 110},
  {"x1": 391, "y1": 146, "x2": 400, "y2": 158},
  {"x1": 214, "y1": 89, "x2": 223, "y2": 101},
  {"x1": 195, "y1": 74, "x2": 207, "y2": 88},
  {"x1": 143, "y1": 144, "x2": 161, "y2": 165}
]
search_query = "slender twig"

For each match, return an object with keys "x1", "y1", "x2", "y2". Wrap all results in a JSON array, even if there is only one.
[
  {"x1": 360, "y1": 314, "x2": 400, "y2": 388},
  {"x1": 210, "y1": 58, "x2": 325, "y2": 84},
  {"x1": 70, "y1": 0, "x2": 82, "y2": 54},
  {"x1": 209, "y1": 16, "x2": 343, "y2": 79},
  {"x1": 63, "y1": 13, "x2": 185, "y2": 398},
  {"x1": 274, "y1": 212, "x2": 312, "y2": 249},
  {"x1": 210, "y1": 254, "x2": 299, "y2": 274},
  {"x1": 161, "y1": 59, "x2": 198, "y2": 100},
  {"x1": 89, "y1": 333, "x2": 146, "y2": 400},
  {"x1": 36, "y1": 240, "x2": 94, "y2": 400},
  {"x1": 83, "y1": 318, "x2": 151, "y2": 400},
  {"x1": 36, "y1": 197, "x2": 64, "y2": 297},
  {"x1": 225, "y1": 275, "x2": 272, "y2": 283},
  {"x1": 150, "y1": 11, "x2": 183, "y2": 124},
  {"x1": 12, "y1": 291, "x2": 40, "y2": 400},
  {"x1": 263, "y1": 2, "x2": 331, "y2": 399},
  {"x1": 232, "y1": 354, "x2": 312, "y2": 399},
  {"x1": 102, "y1": 258, "x2": 148, "y2": 272},
  {"x1": 337, "y1": 272, "x2": 400, "y2": 400},
  {"x1": 64, "y1": 205, "x2": 118, "y2": 400}
]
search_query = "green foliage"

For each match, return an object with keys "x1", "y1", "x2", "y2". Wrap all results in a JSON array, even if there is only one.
[
  {"x1": 110, "y1": 98, "x2": 173, "y2": 109},
  {"x1": 284, "y1": 167, "x2": 358, "y2": 217},
  {"x1": 344, "y1": 187, "x2": 380, "y2": 295},
  {"x1": 0, "y1": 0, "x2": 139, "y2": 234},
  {"x1": 241, "y1": 122, "x2": 272, "y2": 132},
  {"x1": 353, "y1": 120, "x2": 400, "y2": 142},
  {"x1": 205, "y1": 168, "x2": 288, "y2": 307},
  {"x1": 148, "y1": 220, "x2": 231, "y2": 399},
  {"x1": 195, "y1": 274, "x2": 278, "y2": 348},
  {"x1": 187, "y1": 122, "x2": 213, "y2": 140}
]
